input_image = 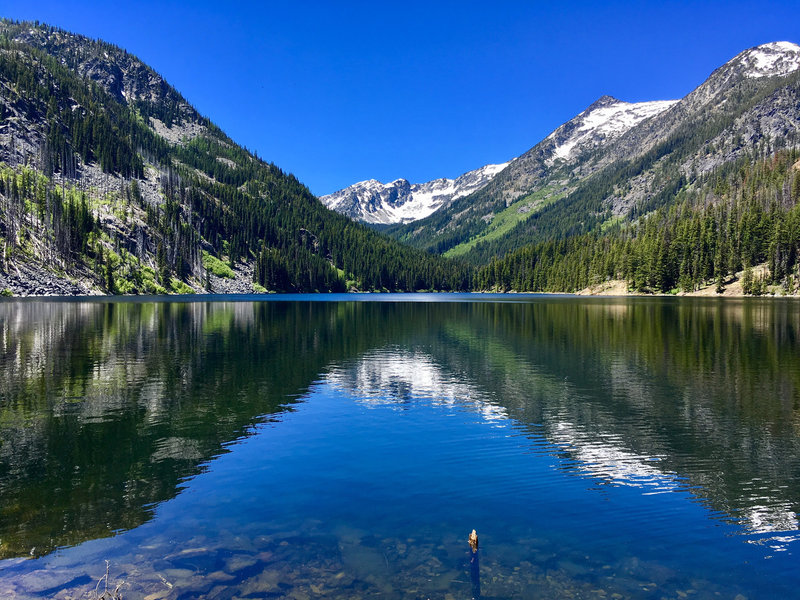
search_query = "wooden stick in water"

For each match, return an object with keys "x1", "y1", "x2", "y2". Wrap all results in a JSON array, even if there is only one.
[{"x1": 469, "y1": 529, "x2": 480, "y2": 599}]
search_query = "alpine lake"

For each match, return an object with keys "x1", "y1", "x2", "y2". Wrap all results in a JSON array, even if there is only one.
[{"x1": 1, "y1": 294, "x2": 799, "y2": 600}]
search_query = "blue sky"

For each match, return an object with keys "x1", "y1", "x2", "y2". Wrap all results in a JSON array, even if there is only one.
[{"x1": 1, "y1": 1, "x2": 798, "y2": 195}]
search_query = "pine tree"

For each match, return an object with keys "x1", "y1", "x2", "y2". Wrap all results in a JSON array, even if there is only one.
[
  {"x1": 105, "y1": 259, "x2": 115, "y2": 293},
  {"x1": 742, "y1": 264, "x2": 754, "y2": 295}
]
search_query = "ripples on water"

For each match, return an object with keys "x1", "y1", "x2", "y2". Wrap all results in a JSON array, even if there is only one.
[{"x1": 0, "y1": 296, "x2": 799, "y2": 599}]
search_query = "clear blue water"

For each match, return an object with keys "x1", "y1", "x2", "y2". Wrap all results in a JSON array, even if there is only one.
[{"x1": 0, "y1": 295, "x2": 799, "y2": 599}]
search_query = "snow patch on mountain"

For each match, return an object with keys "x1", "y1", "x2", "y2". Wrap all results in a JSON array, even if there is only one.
[
  {"x1": 321, "y1": 161, "x2": 509, "y2": 225},
  {"x1": 548, "y1": 97, "x2": 679, "y2": 163},
  {"x1": 739, "y1": 41, "x2": 800, "y2": 78}
]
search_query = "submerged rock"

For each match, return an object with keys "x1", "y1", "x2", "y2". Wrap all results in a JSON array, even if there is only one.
[{"x1": 224, "y1": 554, "x2": 258, "y2": 574}]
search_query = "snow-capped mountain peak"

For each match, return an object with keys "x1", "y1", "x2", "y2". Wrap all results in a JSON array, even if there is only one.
[
  {"x1": 546, "y1": 96, "x2": 679, "y2": 163},
  {"x1": 320, "y1": 161, "x2": 509, "y2": 225},
  {"x1": 322, "y1": 40, "x2": 798, "y2": 228},
  {"x1": 737, "y1": 41, "x2": 800, "y2": 78}
]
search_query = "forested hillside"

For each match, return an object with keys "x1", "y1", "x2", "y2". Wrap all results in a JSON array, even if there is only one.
[
  {"x1": 385, "y1": 42, "x2": 800, "y2": 278},
  {"x1": 477, "y1": 150, "x2": 800, "y2": 294},
  {"x1": 0, "y1": 20, "x2": 471, "y2": 296}
]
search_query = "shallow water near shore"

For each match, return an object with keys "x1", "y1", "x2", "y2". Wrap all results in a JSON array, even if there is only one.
[{"x1": 1, "y1": 294, "x2": 799, "y2": 599}]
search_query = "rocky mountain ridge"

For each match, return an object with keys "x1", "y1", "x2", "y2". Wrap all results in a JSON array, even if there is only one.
[
  {"x1": 320, "y1": 161, "x2": 509, "y2": 225},
  {"x1": 322, "y1": 93, "x2": 679, "y2": 226},
  {"x1": 384, "y1": 41, "x2": 800, "y2": 261},
  {"x1": 545, "y1": 96, "x2": 678, "y2": 164}
]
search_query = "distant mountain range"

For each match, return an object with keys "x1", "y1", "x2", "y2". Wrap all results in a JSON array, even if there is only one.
[
  {"x1": 322, "y1": 95, "x2": 679, "y2": 226},
  {"x1": 1, "y1": 19, "x2": 799, "y2": 296},
  {"x1": 320, "y1": 162, "x2": 508, "y2": 225}
]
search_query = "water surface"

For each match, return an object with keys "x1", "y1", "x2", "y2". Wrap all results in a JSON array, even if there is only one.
[{"x1": 1, "y1": 295, "x2": 799, "y2": 599}]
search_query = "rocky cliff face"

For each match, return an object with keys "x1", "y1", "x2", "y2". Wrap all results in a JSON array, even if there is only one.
[
  {"x1": 588, "y1": 41, "x2": 800, "y2": 216},
  {"x1": 11, "y1": 24, "x2": 194, "y2": 109},
  {"x1": 593, "y1": 41, "x2": 800, "y2": 170},
  {"x1": 546, "y1": 96, "x2": 679, "y2": 164},
  {"x1": 475, "y1": 95, "x2": 678, "y2": 209}
]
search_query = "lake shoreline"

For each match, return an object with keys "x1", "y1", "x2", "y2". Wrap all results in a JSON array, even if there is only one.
[
  {"x1": 1, "y1": 287, "x2": 799, "y2": 299},
  {"x1": 2, "y1": 265, "x2": 798, "y2": 300}
]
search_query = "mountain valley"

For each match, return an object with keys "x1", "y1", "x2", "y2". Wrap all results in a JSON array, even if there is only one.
[{"x1": 1, "y1": 19, "x2": 799, "y2": 296}]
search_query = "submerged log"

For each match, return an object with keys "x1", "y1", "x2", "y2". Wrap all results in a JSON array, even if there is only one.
[{"x1": 469, "y1": 529, "x2": 480, "y2": 599}]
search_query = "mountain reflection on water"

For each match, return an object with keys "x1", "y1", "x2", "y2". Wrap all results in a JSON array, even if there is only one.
[
  {"x1": 0, "y1": 300, "x2": 396, "y2": 558},
  {"x1": 325, "y1": 298, "x2": 800, "y2": 546},
  {"x1": 0, "y1": 296, "x2": 799, "y2": 597}
]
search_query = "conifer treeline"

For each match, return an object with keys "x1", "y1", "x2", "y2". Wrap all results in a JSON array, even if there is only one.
[
  {"x1": 0, "y1": 166, "x2": 96, "y2": 272},
  {"x1": 477, "y1": 150, "x2": 800, "y2": 293}
]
